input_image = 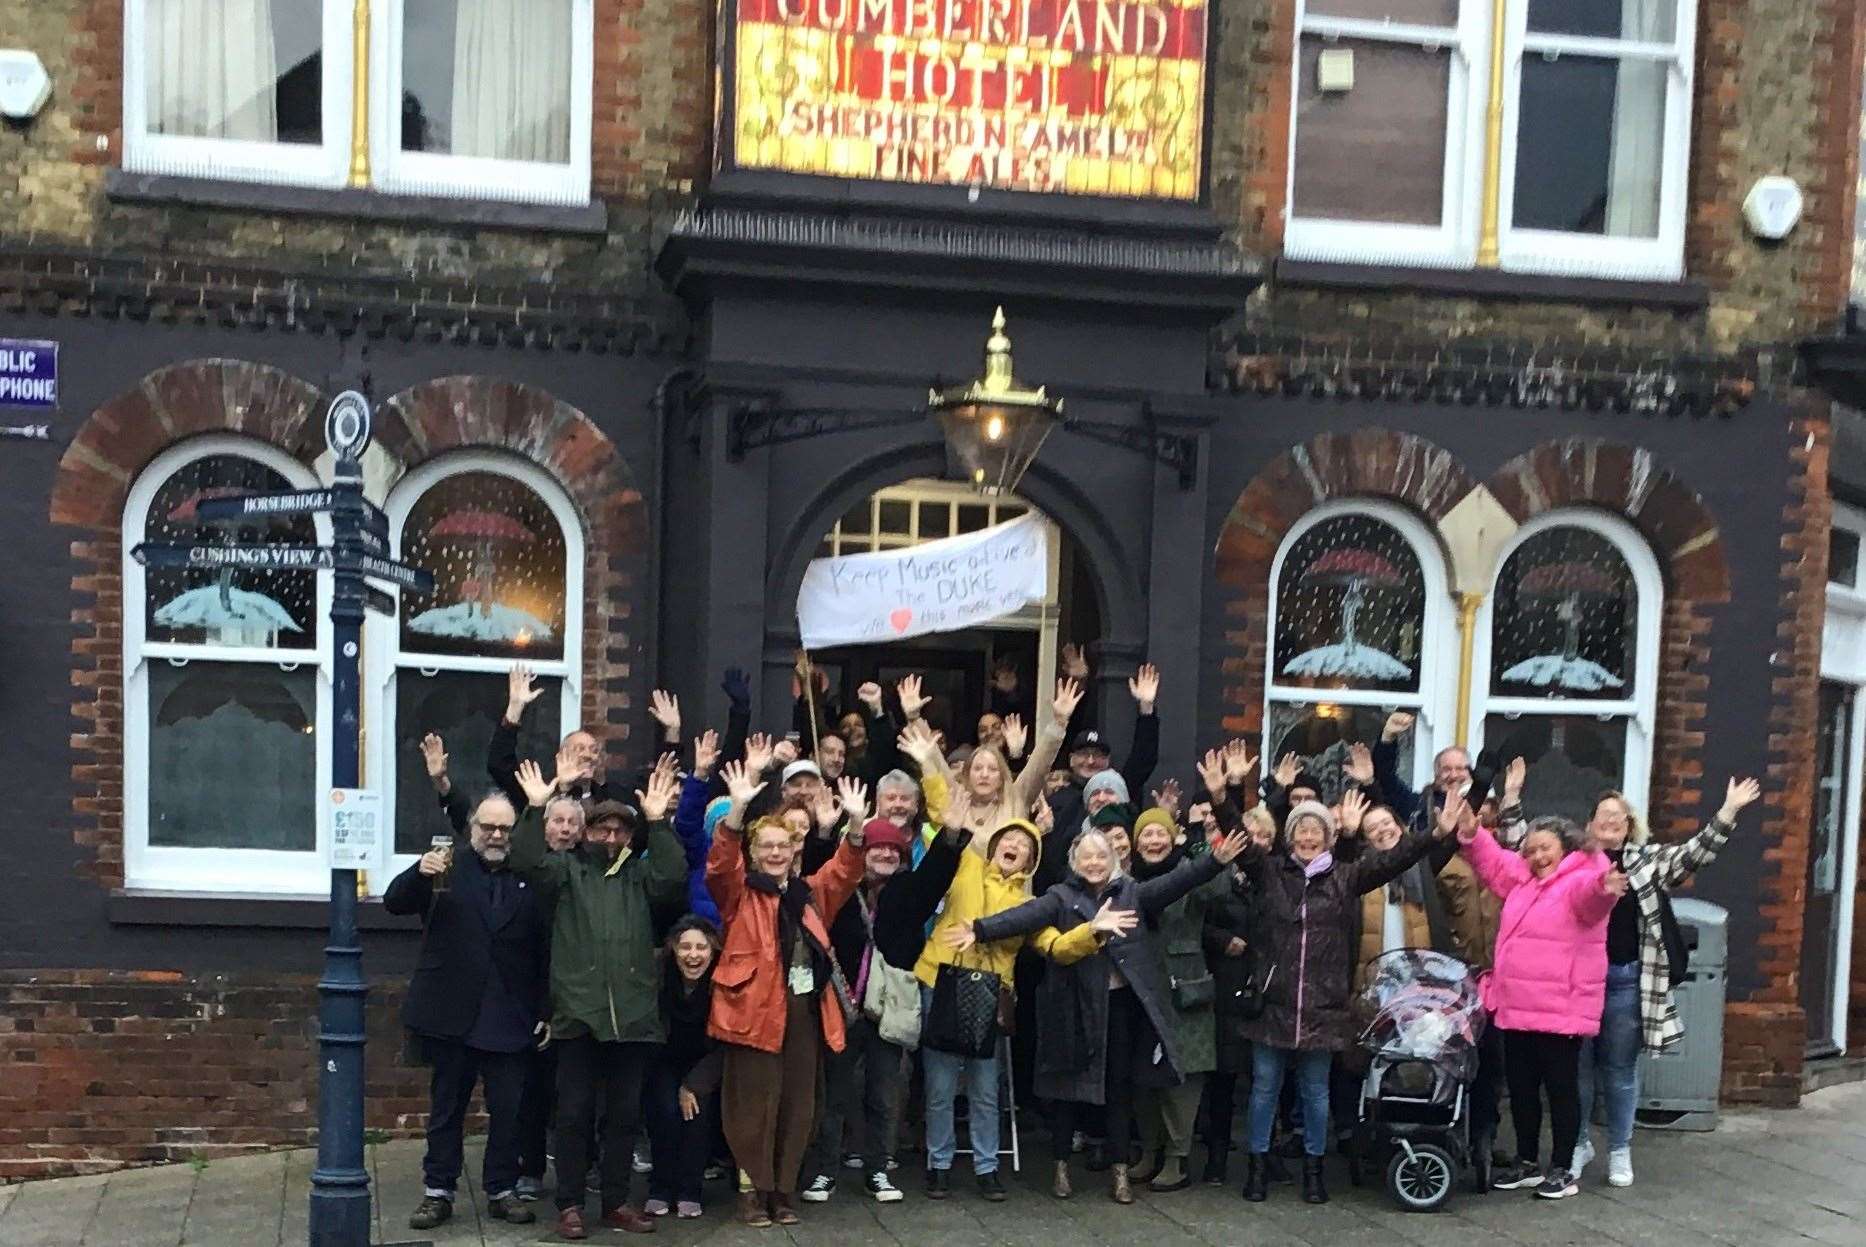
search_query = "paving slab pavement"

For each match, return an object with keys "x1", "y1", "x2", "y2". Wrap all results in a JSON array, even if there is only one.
[{"x1": 3, "y1": 1082, "x2": 1863, "y2": 1246}]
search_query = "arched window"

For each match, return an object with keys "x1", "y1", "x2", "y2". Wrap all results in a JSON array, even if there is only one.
[
  {"x1": 1474, "y1": 512, "x2": 1660, "y2": 821},
  {"x1": 123, "y1": 438, "x2": 330, "y2": 892},
  {"x1": 1265, "y1": 501, "x2": 1453, "y2": 800},
  {"x1": 378, "y1": 454, "x2": 583, "y2": 873}
]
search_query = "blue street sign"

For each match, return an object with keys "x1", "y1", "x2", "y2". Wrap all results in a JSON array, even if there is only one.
[
  {"x1": 132, "y1": 542, "x2": 332, "y2": 571},
  {"x1": 334, "y1": 550, "x2": 435, "y2": 594},
  {"x1": 0, "y1": 339, "x2": 57, "y2": 410},
  {"x1": 195, "y1": 489, "x2": 389, "y2": 533}
]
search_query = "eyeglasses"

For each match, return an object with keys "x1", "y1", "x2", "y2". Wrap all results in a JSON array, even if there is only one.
[{"x1": 473, "y1": 820, "x2": 515, "y2": 834}]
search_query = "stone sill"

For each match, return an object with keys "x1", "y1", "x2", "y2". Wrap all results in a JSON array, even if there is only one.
[
  {"x1": 1273, "y1": 258, "x2": 1710, "y2": 310},
  {"x1": 109, "y1": 888, "x2": 422, "y2": 931},
  {"x1": 105, "y1": 170, "x2": 609, "y2": 237}
]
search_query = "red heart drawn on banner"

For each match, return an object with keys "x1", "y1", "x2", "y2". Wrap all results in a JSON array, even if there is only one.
[{"x1": 889, "y1": 608, "x2": 914, "y2": 634}]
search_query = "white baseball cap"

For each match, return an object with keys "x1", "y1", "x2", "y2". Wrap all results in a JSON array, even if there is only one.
[{"x1": 782, "y1": 759, "x2": 823, "y2": 783}]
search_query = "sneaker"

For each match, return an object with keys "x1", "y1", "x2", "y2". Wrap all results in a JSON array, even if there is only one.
[
  {"x1": 1571, "y1": 1133, "x2": 1595, "y2": 1174},
  {"x1": 844, "y1": 1151, "x2": 864, "y2": 1170},
  {"x1": 1607, "y1": 1148, "x2": 1634, "y2": 1188},
  {"x1": 643, "y1": 1198, "x2": 670, "y2": 1217},
  {"x1": 977, "y1": 1171, "x2": 1007, "y2": 1202},
  {"x1": 676, "y1": 1200, "x2": 702, "y2": 1219},
  {"x1": 866, "y1": 1171, "x2": 904, "y2": 1203},
  {"x1": 1492, "y1": 1160, "x2": 1544, "y2": 1190},
  {"x1": 1071, "y1": 1130, "x2": 1086, "y2": 1154},
  {"x1": 632, "y1": 1144, "x2": 653, "y2": 1174},
  {"x1": 514, "y1": 1175, "x2": 543, "y2": 1202},
  {"x1": 703, "y1": 1162, "x2": 729, "y2": 1181},
  {"x1": 408, "y1": 1196, "x2": 452, "y2": 1230},
  {"x1": 801, "y1": 1175, "x2": 836, "y2": 1203},
  {"x1": 1535, "y1": 1169, "x2": 1580, "y2": 1200},
  {"x1": 886, "y1": 1155, "x2": 899, "y2": 1171},
  {"x1": 925, "y1": 1167, "x2": 951, "y2": 1199}
]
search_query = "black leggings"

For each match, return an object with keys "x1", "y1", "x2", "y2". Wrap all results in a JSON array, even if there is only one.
[
  {"x1": 1050, "y1": 986, "x2": 1154, "y2": 1163},
  {"x1": 1502, "y1": 1029, "x2": 1581, "y2": 1168}
]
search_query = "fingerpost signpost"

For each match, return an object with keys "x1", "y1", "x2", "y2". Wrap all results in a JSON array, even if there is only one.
[{"x1": 131, "y1": 392, "x2": 435, "y2": 1247}]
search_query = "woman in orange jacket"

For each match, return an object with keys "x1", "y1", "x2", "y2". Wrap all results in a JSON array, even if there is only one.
[{"x1": 705, "y1": 757, "x2": 867, "y2": 1228}]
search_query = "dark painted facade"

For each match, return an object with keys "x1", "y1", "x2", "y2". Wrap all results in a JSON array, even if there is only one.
[{"x1": 0, "y1": 0, "x2": 1861, "y2": 1177}]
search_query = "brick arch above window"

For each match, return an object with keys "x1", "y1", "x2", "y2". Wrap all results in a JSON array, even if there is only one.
[
  {"x1": 1480, "y1": 438, "x2": 1731, "y2": 603},
  {"x1": 50, "y1": 360, "x2": 327, "y2": 532},
  {"x1": 375, "y1": 377, "x2": 648, "y2": 772},
  {"x1": 1216, "y1": 428, "x2": 1475, "y2": 590}
]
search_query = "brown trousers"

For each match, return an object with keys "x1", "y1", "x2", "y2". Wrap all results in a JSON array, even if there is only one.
[{"x1": 721, "y1": 993, "x2": 823, "y2": 1196}]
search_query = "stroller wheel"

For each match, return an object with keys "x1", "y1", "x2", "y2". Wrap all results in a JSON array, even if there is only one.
[{"x1": 1386, "y1": 1143, "x2": 1456, "y2": 1213}]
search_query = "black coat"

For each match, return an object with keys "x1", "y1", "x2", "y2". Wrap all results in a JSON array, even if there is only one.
[
  {"x1": 1201, "y1": 864, "x2": 1258, "y2": 1075},
  {"x1": 1234, "y1": 826, "x2": 1440, "y2": 1053},
  {"x1": 872, "y1": 828, "x2": 969, "y2": 971},
  {"x1": 974, "y1": 853, "x2": 1223, "y2": 1104},
  {"x1": 384, "y1": 847, "x2": 551, "y2": 1048}
]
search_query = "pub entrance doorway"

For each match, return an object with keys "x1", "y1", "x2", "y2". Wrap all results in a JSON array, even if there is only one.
[{"x1": 798, "y1": 478, "x2": 1101, "y2": 755}]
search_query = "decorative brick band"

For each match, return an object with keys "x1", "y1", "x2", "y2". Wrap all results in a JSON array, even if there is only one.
[{"x1": 47, "y1": 361, "x2": 647, "y2": 886}]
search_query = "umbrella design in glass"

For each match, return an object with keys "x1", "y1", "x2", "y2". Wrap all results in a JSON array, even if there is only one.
[
  {"x1": 407, "y1": 507, "x2": 556, "y2": 646},
  {"x1": 1281, "y1": 548, "x2": 1414, "y2": 683},
  {"x1": 155, "y1": 488, "x2": 303, "y2": 647},
  {"x1": 154, "y1": 575, "x2": 304, "y2": 648},
  {"x1": 1499, "y1": 561, "x2": 1626, "y2": 693}
]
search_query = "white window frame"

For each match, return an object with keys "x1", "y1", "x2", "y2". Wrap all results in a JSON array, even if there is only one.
[
  {"x1": 1264, "y1": 498, "x2": 1457, "y2": 794},
  {"x1": 122, "y1": 437, "x2": 334, "y2": 893},
  {"x1": 369, "y1": 452, "x2": 584, "y2": 891},
  {"x1": 1469, "y1": 509, "x2": 1662, "y2": 810},
  {"x1": 1284, "y1": 3, "x2": 1490, "y2": 270},
  {"x1": 122, "y1": 0, "x2": 353, "y2": 188},
  {"x1": 368, "y1": 0, "x2": 594, "y2": 205},
  {"x1": 1284, "y1": 0, "x2": 1696, "y2": 279},
  {"x1": 1496, "y1": 2, "x2": 1697, "y2": 279},
  {"x1": 1818, "y1": 500, "x2": 1866, "y2": 1055}
]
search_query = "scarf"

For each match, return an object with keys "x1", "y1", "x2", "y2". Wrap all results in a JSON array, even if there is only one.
[
  {"x1": 1301, "y1": 851, "x2": 1334, "y2": 879},
  {"x1": 745, "y1": 871, "x2": 832, "y2": 993},
  {"x1": 1128, "y1": 845, "x2": 1186, "y2": 883}
]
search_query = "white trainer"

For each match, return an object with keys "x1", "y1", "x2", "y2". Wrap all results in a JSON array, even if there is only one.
[
  {"x1": 1571, "y1": 1133, "x2": 1595, "y2": 1175},
  {"x1": 1607, "y1": 1147, "x2": 1634, "y2": 1187}
]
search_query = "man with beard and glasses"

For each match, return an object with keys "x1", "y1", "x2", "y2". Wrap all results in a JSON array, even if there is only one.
[
  {"x1": 513, "y1": 755, "x2": 689, "y2": 1240},
  {"x1": 387, "y1": 792, "x2": 551, "y2": 1232}
]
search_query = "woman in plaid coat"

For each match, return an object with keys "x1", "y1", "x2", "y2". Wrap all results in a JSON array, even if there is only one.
[{"x1": 1573, "y1": 776, "x2": 1761, "y2": 1190}]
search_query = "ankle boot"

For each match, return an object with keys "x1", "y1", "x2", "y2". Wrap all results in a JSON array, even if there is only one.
[
  {"x1": 1110, "y1": 1163, "x2": 1134, "y2": 1205},
  {"x1": 1242, "y1": 1152, "x2": 1268, "y2": 1202},
  {"x1": 1301, "y1": 1156, "x2": 1328, "y2": 1205},
  {"x1": 1201, "y1": 1146, "x2": 1229, "y2": 1186},
  {"x1": 1150, "y1": 1155, "x2": 1191, "y2": 1192},
  {"x1": 1129, "y1": 1147, "x2": 1162, "y2": 1185},
  {"x1": 1052, "y1": 1160, "x2": 1072, "y2": 1199}
]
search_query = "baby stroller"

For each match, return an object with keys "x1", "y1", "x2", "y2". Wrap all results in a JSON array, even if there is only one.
[{"x1": 1346, "y1": 949, "x2": 1486, "y2": 1212}]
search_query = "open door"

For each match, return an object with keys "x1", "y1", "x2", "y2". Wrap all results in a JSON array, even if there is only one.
[{"x1": 1803, "y1": 681, "x2": 1853, "y2": 1056}]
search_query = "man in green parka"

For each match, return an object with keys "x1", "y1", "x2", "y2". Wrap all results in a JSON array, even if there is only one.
[{"x1": 512, "y1": 754, "x2": 687, "y2": 1240}]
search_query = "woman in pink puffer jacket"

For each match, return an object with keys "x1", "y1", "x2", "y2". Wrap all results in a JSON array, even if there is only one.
[{"x1": 1454, "y1": 796, "x2": 1625, "y2": 1203}]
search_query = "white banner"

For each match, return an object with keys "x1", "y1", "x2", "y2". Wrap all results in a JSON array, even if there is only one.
[{"x1": 798, "y1": 513, "x2": 1049, "y2": 649}]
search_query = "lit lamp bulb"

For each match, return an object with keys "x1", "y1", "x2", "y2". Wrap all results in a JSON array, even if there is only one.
[{"x1": 985, "y1": 414, "x2": 1004, "y2": 441}]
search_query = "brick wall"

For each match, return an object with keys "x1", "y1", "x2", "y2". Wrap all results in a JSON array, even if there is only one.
[{"x1": 0, "y1": 971, "x2": 431, "y2": 1179}]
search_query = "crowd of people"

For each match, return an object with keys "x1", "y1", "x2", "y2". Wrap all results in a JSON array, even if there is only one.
[{"x1": 385, "y1": 652, "x2": 1760, "y2": 1237}]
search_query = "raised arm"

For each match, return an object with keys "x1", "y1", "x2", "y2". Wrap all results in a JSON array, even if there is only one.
[
  {"x1": 1459, "y1": 823, "x2": 1531, "y2": 900},
  {"x1": 1644, "y1": 778, "x2": 1758, "y2": 890},
  {"x1": 636, "y1": 757, "x2": 692, "y2": 907},
  {"x1": 971, "y1": 891, "x2": 1067, "y2": 944},
  {"x1": 489, "y1": 663, "x2": 546, "y2": 809},
  {"x1": 1135, "y1": 849, "x2": 1227, "y2": 915},
  {"x1": 1012, "y1": 678, "x2": 1081, "y2": 812},
  {"x1": 1113, "y1": 663, "x2": 1161, "y2": 790},
  {"x1": 1371, "y1": 711, "x2": 1420, "y2": 823},
  {"x1": 705, "y1": 759, "x2": 766, "y2": 922},
  {"x1": 672, "y1": 733, "x2": 718, "y2": 879}
]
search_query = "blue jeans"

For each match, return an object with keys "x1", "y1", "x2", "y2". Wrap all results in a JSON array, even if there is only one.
[
  {"x1": 920, "y1": 986, "x2": 1001, "y2": 1174},
  {"x1": 1578, "y1": 962, "x2": 1642, "y2": 1151},
  {"x1": 1245, "y1": 1045, "x2": 1331, "y2": 1157}
]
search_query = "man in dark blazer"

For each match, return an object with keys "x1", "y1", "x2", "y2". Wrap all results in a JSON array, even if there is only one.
[{"x1": 385, "y1": 790, "x2": 550, "y2": 1232}]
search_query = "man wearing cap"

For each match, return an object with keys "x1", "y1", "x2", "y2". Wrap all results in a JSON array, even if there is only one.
[
  {"x1": 1033, "y1": 663, "x2": 1163, "y2": 893},
  {"x1": 800, "y1": 815, "x2": 915, "y2": 1205},
  {"x1": 512, "y1": 757, "x2": 688, "y2": 1240}
]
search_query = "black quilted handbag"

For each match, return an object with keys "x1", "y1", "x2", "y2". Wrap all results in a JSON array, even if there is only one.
[{"x1": 923, "y1": 960, "x2": 1003, "y2": 1058}]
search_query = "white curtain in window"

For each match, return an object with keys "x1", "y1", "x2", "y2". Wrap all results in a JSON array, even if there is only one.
[
  {"x1": 1604, "y1": 0, "x2": 1668, "y2": 238},
  {"x1": 451, "y1": 0, "x2": 573, "y2": 163},
  {"x1": 146, "y1": 0, "x2": 279, "y2": 140}
]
